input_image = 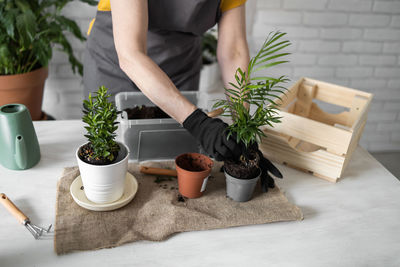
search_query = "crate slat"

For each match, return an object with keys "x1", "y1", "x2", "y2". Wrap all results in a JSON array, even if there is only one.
[{"x1": 261, "y1": 77, "x2": 373, "y2": 182}]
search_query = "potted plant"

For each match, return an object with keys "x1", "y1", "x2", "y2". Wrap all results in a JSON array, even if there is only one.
[
  {"x1": 213, "y1": 31, "x2": 291, "y2": 202},
  {"x1": 175, "y1": 152, "x2": 213, "y2": 199},
  {"x1": 76, "y1": 86, "x2": 129, "y2": 204},
  {"x1": 0, "y1": 0, "x2": 96, "y2": 120}
]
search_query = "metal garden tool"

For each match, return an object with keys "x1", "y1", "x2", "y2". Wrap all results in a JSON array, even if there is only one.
[{"x1": 0, "y1": 193, "x2": 52, "y2": 239}]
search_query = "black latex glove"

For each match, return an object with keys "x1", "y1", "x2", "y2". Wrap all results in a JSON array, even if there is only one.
[
  {"x1": 252, "y1": 143, "x2": 283, "y2": 193},
  {"x1": 183, "y1": 109, "x2": 242, "y2": 161}
]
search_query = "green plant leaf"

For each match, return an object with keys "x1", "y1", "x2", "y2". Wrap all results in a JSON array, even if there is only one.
[
  {"x1": 253, "y1": 53, "x2": 291, "y2": 67},
  {"x1": 55, "y1": 15, "x2": 86, "y2": 41},
  {"x1": 253, "y1": 61, "x2": 289, "y2": 73},
  {"x1": 217, "y1": 30, "x2": 290, "y2": 149},
  {"x1": 0, "y1": 8, "x2": 17, "y2": 39},
  {"x1": 0, "y1": 0, "x2": 91, "y2": 75},
  {"x1": 79, "y1": 0, "x2": 98, "y2": 5},
  {"x1": 16, "y1": 10, "x2": 36, "y2": 46}
]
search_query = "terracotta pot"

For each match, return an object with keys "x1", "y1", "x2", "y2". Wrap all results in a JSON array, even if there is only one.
[
  {"x1": 0, "y1": 67, "x2": 48, "y2": 121},
  {"x1": 175, "y1": 153, "x2": 213, "y2": 199}
]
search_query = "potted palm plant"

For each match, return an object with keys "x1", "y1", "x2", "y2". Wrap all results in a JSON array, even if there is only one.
[
  {"x1": 213, "y1": 31, "x2": 291, "y2": 202},
  {"x1": 76, "y1": 86, "x2": 129, "y2": 204},
  {"x1": 0, "y1": 0, "x2": 96, "y2": 120}
]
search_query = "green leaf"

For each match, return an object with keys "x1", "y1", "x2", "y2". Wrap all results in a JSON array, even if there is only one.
[
  {"x1": 32, "y1": 38, "x2": 52, "y2": 68},
  {"x1": 56, "y1": 15, "x2": 86, "y2": 41},
  {"x1": 215, "y1": 30, "x2": 291, "y2": 148},
  {"x1": 82, "y1": 86, "x2": 120, "y2": 160},
  {"x1": 16, "y1": 10, "x2": 37, "y2": 46},
  {"x1": 79, "y1": 0, "x2": 98, "y2": 5},
  {"x1": 253, "y1": 53, "x2": 291, "y2": 67},
  {"x1": 0, "y1": 8, "x2": 17, "y2": 39},
  {"x1": 253, "y1": 61, "x2": 289, "y2": 73},
  {"x1": 258, "y1": 44, "x2": 291, "y2": 60},
  {"x1": 250, "y1": 76, "x2": 280, "y2": 82},
  {"x1": 15, "y1": 0, "x2": 31, "y2": 12},
  {"x1": 0, "y1": 0, "x2": 93, "y2": 75}
]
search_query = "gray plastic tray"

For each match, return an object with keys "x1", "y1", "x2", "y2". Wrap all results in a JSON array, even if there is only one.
[{"x1": 115, "y1": 91, "x2": 199, "y2": 162}]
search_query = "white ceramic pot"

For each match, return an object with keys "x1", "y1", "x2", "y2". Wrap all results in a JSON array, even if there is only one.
[{"x1": 76, "y1": 142, "x2": 129, "y2": 204}]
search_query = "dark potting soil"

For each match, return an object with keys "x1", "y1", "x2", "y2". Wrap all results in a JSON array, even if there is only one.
[
  {"x1": 176, "y1": 154, "x2": 212, "y2": 172},
  {"x1": 124, "y1": 105, "x2": 170, "y2": 119},
  {"x1": 78, "y1": 143, "x2": 118, "y2": 165},
  {"x1": 154, "y1": 176, "x2": 175, "y2": 184},
  {"x1": 177, "y1": 194, "x2": 187, "y2": 202},
  {"x1": 224, "y1": 149, "x2": 260, "y2": 179}
]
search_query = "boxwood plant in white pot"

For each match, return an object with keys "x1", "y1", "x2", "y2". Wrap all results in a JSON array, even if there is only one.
[
  {"x1": 76, "y1": 86, "x2": 129, "y2": 204},
  {"x1": 213, "y1": 31, "x2": 290, "y2": 202}
]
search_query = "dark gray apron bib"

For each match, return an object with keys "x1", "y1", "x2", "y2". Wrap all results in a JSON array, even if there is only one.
[{"x1": 83, "y1": 0, "x2": 221, "y2": 98}]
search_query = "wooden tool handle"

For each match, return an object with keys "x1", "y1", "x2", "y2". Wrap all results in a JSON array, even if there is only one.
[
  {"x1": 207, "y1": 108, "x2": 224, "y2": 118},
  {"x1": 0, "y1": 193, "x2": 28, "y2": 224},
  {"x1": 140, "y1": 166, "x2": 177, "y2": 177}
]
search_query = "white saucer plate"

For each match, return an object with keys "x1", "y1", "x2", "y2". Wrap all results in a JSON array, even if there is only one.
[{"x1": 70, "y1": 172, "x2": 138, "y2": 211}]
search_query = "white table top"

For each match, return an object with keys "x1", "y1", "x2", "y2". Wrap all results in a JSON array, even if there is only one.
[{"x1": 0, "y1": 120, "x2": 399, "y2": 267}]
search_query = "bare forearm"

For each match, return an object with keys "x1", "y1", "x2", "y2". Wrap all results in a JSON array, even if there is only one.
[
  {"x1": 111, "y1": 0, "x2": 196, "y2": 124},
  {"x1": 218, "y1": 44, "x2": 250, "y2": 89},
  {"x1": 217, "y1": 5, "x2": 250, "y2": 104},
  {"x1": 119, "y1": 52, "x2": 196, "y2": 123}
]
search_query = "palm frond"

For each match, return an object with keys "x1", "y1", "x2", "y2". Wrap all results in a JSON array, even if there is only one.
[{"x1": 214, "y1": 30, "x2": 291, "y2": 148}]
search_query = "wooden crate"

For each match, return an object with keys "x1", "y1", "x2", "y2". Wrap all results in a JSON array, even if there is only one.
[{"x1": 260, "y1": 77, "x2": 373, "y2": 182}]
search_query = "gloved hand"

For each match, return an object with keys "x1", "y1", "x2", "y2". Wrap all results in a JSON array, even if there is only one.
[
  {"x1": 252, "y1": 143, "x2": 283, "y2": 192},
  {"x1": 183, "y1": 109, "x2": 242, "y2": 161}
]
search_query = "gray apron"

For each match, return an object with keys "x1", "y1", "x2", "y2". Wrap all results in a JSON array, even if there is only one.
[{"x1": 83, "y1": 0, "x2": 222, "y2": 98}]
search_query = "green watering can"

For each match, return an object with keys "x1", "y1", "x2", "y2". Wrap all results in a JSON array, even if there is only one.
[{"x1": 0, "y1": 104, "x2": 40, "y2": 170}]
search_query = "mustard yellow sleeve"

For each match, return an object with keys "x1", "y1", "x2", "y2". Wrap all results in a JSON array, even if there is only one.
[
  {"x1": 98, "y1": 0, "x2": 111, "y2": 11},
  {"x1": 87, "y1": 18, "x2": 95, "y2": 35},
  {"x1": 220, "y1": 0, "x2": 247, "y2": 13}
]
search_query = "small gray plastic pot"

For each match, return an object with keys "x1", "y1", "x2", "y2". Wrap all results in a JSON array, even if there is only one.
[{"x1": 224, "y1": 169, "x2": 261, "y2": 202}]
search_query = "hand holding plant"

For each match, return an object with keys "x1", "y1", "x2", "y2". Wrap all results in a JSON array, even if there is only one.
[{"x1": 213, "y1": 31, "x2": 290, "y2": 193}]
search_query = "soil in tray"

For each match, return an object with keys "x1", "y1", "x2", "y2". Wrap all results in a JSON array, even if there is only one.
[
  {"x1": 124, "y1": 105, "x2": 170, "y2": 119},
  {"x1": 224, "y1": 148, "x2": 260, "y2": 179}
]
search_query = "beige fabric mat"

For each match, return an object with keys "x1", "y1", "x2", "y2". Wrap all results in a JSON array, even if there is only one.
[{"x1": 54, "y1": 161, "x2": 303, "y2": 254}]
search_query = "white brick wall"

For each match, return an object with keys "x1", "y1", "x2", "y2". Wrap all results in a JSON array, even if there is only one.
[{"x1": 42, "y1": 0, "x2": 400, "y2": 152}]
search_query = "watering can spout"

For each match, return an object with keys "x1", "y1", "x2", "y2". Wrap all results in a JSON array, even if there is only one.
[{"x1": 14, "y1": 135, "x2": 28, "y2": 170}]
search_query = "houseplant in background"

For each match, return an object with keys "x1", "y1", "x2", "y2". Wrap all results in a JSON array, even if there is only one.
[
  {"x1": 213, "y1": 31, "x2": 291, "y2": 202},
  {"x1": 201, "y1": 29, "x2": 218, "y2": 66},
  {"x1": 76, "y1": 86, "x2": 130, "y2": 204},
  {"x1": 198, "y1": 29, "x2": 221, "y2": 108},
  {"x1": 0, "y1": 0, "x2": 96, "y2": 120}
]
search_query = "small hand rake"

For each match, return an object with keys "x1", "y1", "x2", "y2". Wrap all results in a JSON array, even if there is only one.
[{"x1": 0, "y1": 193, "x2": 52, "y2": 239}]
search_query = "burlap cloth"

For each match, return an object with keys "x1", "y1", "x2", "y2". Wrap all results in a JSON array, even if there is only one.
[{"x1": 55, "y1": 161, "x2": 303, "y2": 254}]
